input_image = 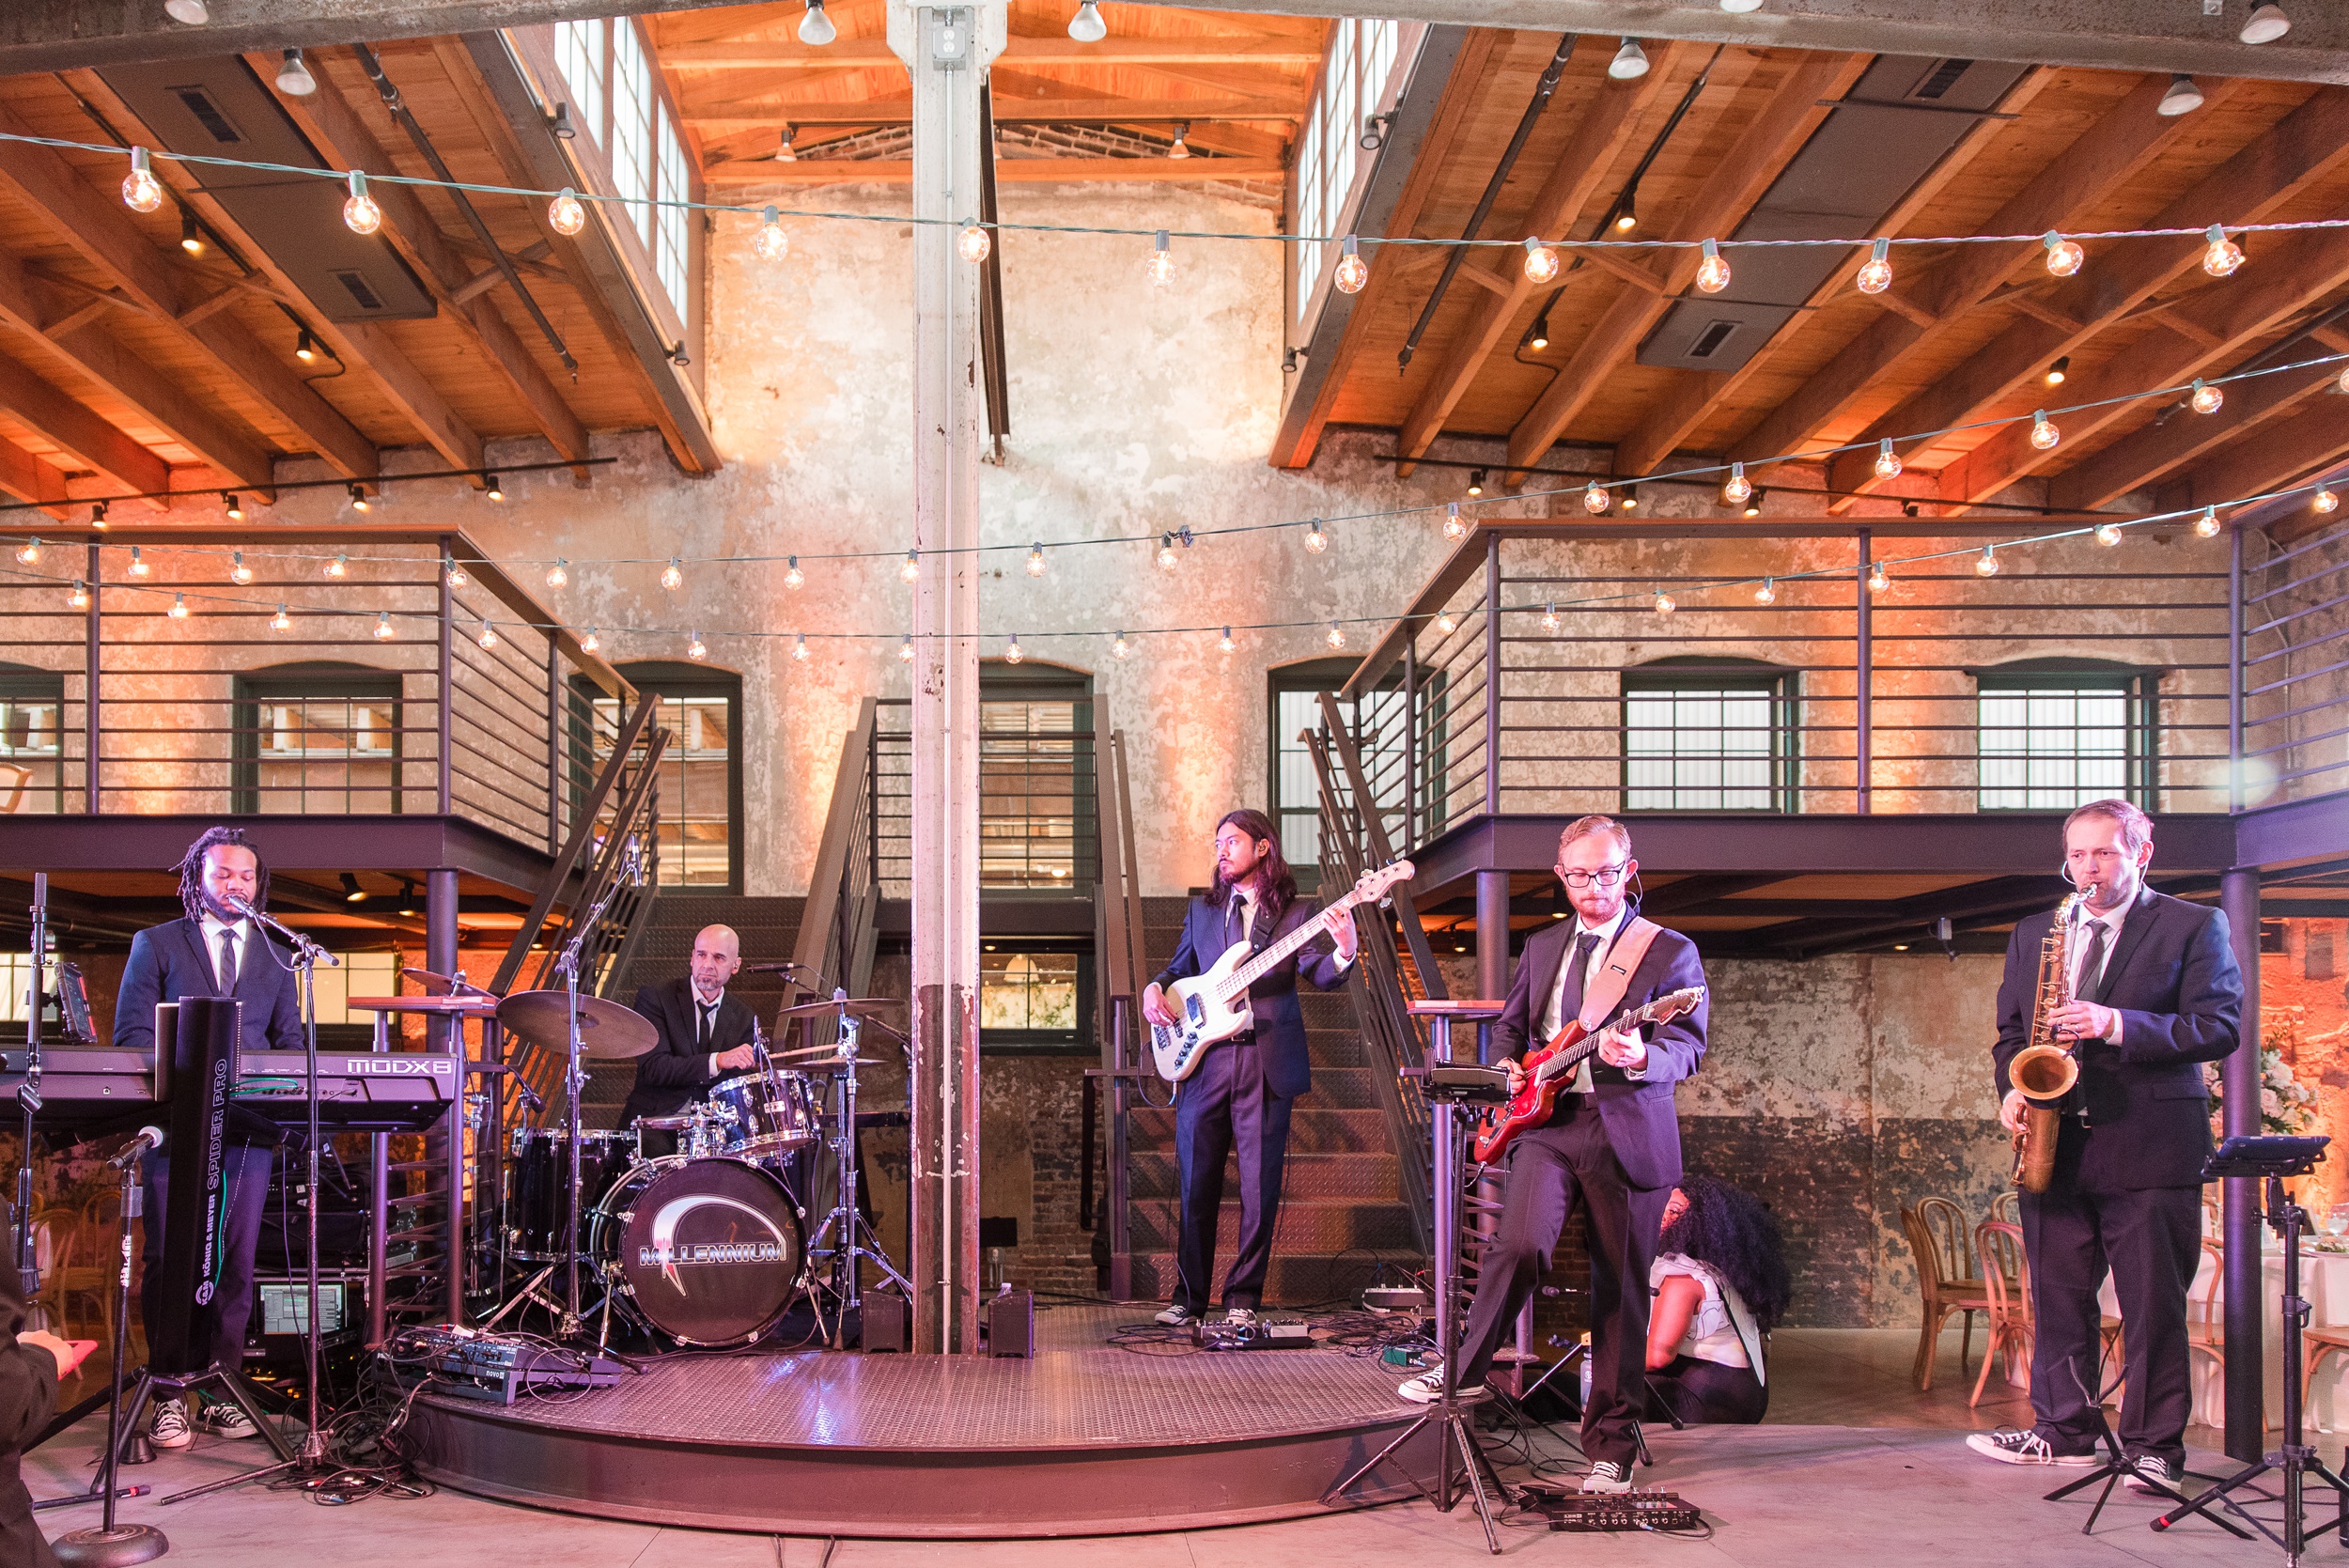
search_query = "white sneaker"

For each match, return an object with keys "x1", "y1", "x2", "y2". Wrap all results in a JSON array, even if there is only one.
[
  {"x1": 1397, "y1": 1368, "x2": 1488, "y2": 1404},
  {"x1": 194, "y1": 1403, "x2": 261, "y2": 1440},
  {"x1": 148, "y1": 1399, "x2": 191, "y2": 1451},
  {"x1": 1153, "y1": 1303, "x2": 1198, "y2": 1327},
  {"x1": 1220, "y1": 1306, "x2": 1257, "y2": 1328},
  {"x1": 1580, "y1": 1460, "x2": 1633, "y2": 1495}
]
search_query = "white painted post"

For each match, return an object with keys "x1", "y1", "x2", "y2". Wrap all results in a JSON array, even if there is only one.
[{"x1": 889, "y1": 0, "x2": 1002, "y2": 1357}]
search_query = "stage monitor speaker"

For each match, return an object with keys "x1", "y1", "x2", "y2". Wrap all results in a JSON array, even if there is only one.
[
  {"x1": 150, "y1": 997, "x2": 240, "y2": 1375},
  {"x1": 863, "y1": 1290, "x2": 910, "y2": 1353},
  {"x1": 986, "y1": 1289, "x2": 1034, "y2": 1358}
]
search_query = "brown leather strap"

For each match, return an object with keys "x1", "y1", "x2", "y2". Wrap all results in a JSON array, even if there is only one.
[{"x1": 1576, "y1": 917, "x2": 1663, "y2": 1032}]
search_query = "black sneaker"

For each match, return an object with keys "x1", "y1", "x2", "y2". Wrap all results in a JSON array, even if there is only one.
[
  {"x1": 2125, "y1": 1452, "x2": 2183, "y2": 1496},
  {"x1": 1965, "y1": 1428, "x2": 2098, "y2": 1467}
]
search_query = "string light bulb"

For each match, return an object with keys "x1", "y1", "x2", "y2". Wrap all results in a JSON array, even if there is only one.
[
  {"x1": 2095, "y1": 520, "x2": 2123, "y2": 547},
  {"x1": 2190, "y1": 378, "x2": 2223, "y2": 414},
  {"x1": 69, "y1": 580, "x2": 89, "y2": 610},
  {"x1": 899, "y1": 634, "x2": 914, "y2": 662},
  {"x1": 1219, "y1": 626, "x2": 1235, "y2": 655},
  {"x1": 1754, "y1": 578, "x2": 1777, "y2": 605},
  {"x1": 1583, "y1": 481, "x2": 1610, "y2": 515},
  {"x1": 2315, "y1": 489, "x2": 2339, "y2": 515},
  {"x1": 2030, "y1": 410, "x2": 2061, "y2": 451},
  {"x1": 271, "y1": 603, "x2": 291, "y2": 631},
  {"x1": 122, "y1": 147, "x2": 163, "y2": 213},
  {"x1": 1653, "y1": 588, "x2": 1675, "y2": 615},
  {"x1": 957, "y1": 223, "x2": 991, "y2": 263},
  {"x1": 1974, "y1": 544, "x2": 2000, "y2": 577},
  {"x1": 546, "y1": 558, "x2": 568, "y2": 589},
  {"x1": 1436, "y1": 611, "x2": 1457, "y2": 635},
  {"x1": 443, "y1": 555, "x2": 468, "y2": 588},
  {"x1": 2201, "y1": 224, "x2": 2244, "y2": 278},
  {"x1": 1003, "y1": 632, "x2": 1023, "y2": 665},
  {"x1": 785, "y1": 556, "x2": 805, "y2": 590},
  {"x1": 1156, "y1": 534, "x2": 1179, "y2": 572},
  {"x1": 12, "y1": 538, "x2": 38, "y2": 566},
  {"x1": 2043, "y1": 231, "x2": 2084, "y2": 278},
  {"x1": 167, "y1": 592, "x2": 190, "y2": 619},
  {"x1": 550, "y1": 188, "x2": 587, "y2": 237},
  {"x1": 689, "y1": 630, "x2": 708, "y2": 661},
  {"x1": 1333, "y1": 236, "x2": 1369, "y2": 294},
  {"x1": 901, "y1": 550, "x2": 921, "y2": 583},
  {"x1": 1326, "y1": 621, "x2": 1347, "y2": 649},
  {"x1": 1304, "y1": 519, "x2": 1328, "y2": 554},
  {"x1": 661, "y1": 556, "x2": 684, "y2": 590},
  {"x1": 1722, "y1": 462, "x2": 1751, "y2": 504},
  {"x1": 580, "y1": 628, "x2": 599, "y2": 653},
  {"x1": 1540, "y1": 601, "x2": 1560, "y2": 633},
  {"x1": 1522, "y1": 236, "x2": 1560, "y2": 285},
  {"x1": 1873, "y1": 438, "x2": 1902, "y2": 480},
  {"x1": 373, "y1": 610, "x2": 396, "y2": 640},
  {"x1": 2195, "y1": 505, "x2": 2223, "y2": 537},
  {"x1": 1855, "y1": 237, "x2": 1892, "y2": 295},
  {"x1": 1694, "y1": 239, "x2": 1731, "y2": 295},
  {"x1": 326, "y1": 551, "x2": 347, "y2": 579},
  {"x1": 229, "y1": 550, "x2": 253, "y2": 584},
  {"x1": 1868, "y1": 560, "x2": 1890, "y2": 594},
  {"x1": 477, "y1": 616, "x2": 499, "y2": 650},
  {"x1": 1112, "y1": 631, "x2": 1130, "y2": 660},
  {"x1": 754, "y1": 206, "x2": 789, "y2": 262},
  {"x1": 342, "y1": 170, "x2": 381, "y2": 236},
  {"x1": 1146, "y1": 229, "x2": 1175, "y2": 287},
  {"x1": 128, "y1": 546, "x2": 149, "y2": 579},
  {"x1": 1443, "y1": 503, "x2": 1469, "y2": 541}
]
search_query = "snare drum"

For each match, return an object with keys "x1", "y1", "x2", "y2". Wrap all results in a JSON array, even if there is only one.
[
  {"x1": 707, "y1": 1068, "x2": 819, "y2": 1157},
  {"x1": 506, "y1": 1126, "x2": 639, "y2": 1262}
]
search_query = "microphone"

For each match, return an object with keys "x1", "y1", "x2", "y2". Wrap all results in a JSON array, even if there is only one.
[
  {"x1": 224, "y1": 893, "x2": 340, "y2": 966},
  {"x1": 109, "y1": 1126, "x2": 163, "y2": 1169}
]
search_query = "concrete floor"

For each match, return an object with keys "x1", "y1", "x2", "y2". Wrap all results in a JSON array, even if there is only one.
[{"x1": 23, "y1": 1326, "x2": 2336, "y2": 1565}]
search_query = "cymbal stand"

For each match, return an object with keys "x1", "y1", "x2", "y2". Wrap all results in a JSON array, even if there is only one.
[
  {"x1": 15, "y1": 874, "x2": 48, "y2": 1332},
  {"x1": 803, "y1": 992, "x2": 911, "y2": 1348},
  {"x1": 549, "y1": 839, "x2": 639, "y2": 1340}
]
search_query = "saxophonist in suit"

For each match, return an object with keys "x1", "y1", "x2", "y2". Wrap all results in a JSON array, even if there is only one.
[{"x1": 1968, "y1": 800, "x2": 2243, "y2": 1492}]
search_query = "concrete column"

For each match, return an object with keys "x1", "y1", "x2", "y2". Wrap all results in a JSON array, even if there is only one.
[
  {"x1": 2218, "y1": 865, "x2": 2263, "y2": 1461},
  {"x1": 891, "y1": 0, "x2": 1002, "y2": 1357}
]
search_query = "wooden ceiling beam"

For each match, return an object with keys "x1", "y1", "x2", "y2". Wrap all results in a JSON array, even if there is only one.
[
  {"x1": 706, "y1": 156, "x2": 1286, "y2": 185},
  {"x1": 1389, "y1": 44, "x2": 1686, "y2": 478},
  {"x1": 692, "y1": 97, "x2": 1304, "y2": 128},
  {"x1": 1720, "y1": 71, "x2": 2196, "y2": 489},
  {"x1": 1505, "y1": 50, "x2": 1871, "y2": 483},
  {"x1": 1828, "y1": 85, "x2": 2349, "y2": 508},
  {"x1": 257, "y1": 55, "x2": 592, "y2": 477},
  {"x1": 1975, "y1": 224, "x2": 2349, "y2": 513},
  {"x1": 659, "y1": 37, "x2": 1326, "y2": 69},
  {"x1": 0, "y1": 428, "x2": 75, "y2": 520},
  {"x1": 2169, "y1": 393, "x2": 2349, "y2": 514},
  {"x1": 0, "y1": 341, "x2": 170, "y2": 500}
]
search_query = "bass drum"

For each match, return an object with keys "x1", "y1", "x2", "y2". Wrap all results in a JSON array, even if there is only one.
[
  {"x1": 506, "y1": 1127, "x2": 640, "y2": 1262},
  {"x1": 591, "y1": 1156, "x2": 805, "y2": 1347}
]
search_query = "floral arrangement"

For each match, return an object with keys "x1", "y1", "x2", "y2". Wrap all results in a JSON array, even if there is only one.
[{"x1": 2207, "y1": 1025, "x2": 2320, "y2": 1137}]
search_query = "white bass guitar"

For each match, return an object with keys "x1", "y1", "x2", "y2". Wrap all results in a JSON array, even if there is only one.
[{"x1": 1149, "y1": 861, "x2": 1414, "y2": 1081}]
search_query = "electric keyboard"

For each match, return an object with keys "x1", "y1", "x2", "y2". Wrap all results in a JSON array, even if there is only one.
[{"x1": 0, "y1": 1045, "x2": 458, "y2": 1132}]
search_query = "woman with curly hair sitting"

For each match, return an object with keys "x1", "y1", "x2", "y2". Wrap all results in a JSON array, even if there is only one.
[{"x1": 1644, "y1": 1174, "x2": 1791, "y2": 1425}]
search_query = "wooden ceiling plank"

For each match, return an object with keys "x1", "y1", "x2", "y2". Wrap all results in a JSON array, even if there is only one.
[
  {"x1": 1833, "y1": 85, "x2": 2349, "y2": 507},
  {"x1": 0, "y1": 341, "x2": 169, "y2": 498},
  {"x1": 1609, "y1": 67, "x2": 2053, "y2": 479},
  {"x1": 1505, "y1": 50, "x2": 1873, "y2": 483},
  {"x1": 262, "y1": 56, "x2": 592, "y2": 474},
  {"x1": 0, "y1": 428, "x2": 74, "y2": 519},
  {"x1": 694, "y1": 93, "x2": 1302, "y2": 126},
  {"x1": 0, "y1": 96, "x2": 375, "y2": 484},
  {"x1": 1972, "y1": 223, "x2": 2349, "y2": 512},
  {"x1": 1728, "y1": 71, "x2": 2206, "y2": 487},
  {"x1": 708, "y1": 156, "x2": 1287, "y2": 185},
  {"x1": 1388, "y1": 44, "x2": 1685, "y2": 478},
  {"x1": 660, "y1": 37, "x2": 1326, "y2": 69},
  {"x1": 2171, "y1": 394, "x2": 2349, "y2": 513}
]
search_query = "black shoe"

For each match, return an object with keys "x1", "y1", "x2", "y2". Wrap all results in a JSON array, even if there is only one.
[
  {"x1": 1965, "y1": 1427, "x2": 2098, "y2": 1467},
  {"x1": 2125, "y1": 1452, "x2": 2183, "y2": 1496}
]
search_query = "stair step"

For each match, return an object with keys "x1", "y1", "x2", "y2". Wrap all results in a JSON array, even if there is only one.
[
  {"x1": 1128, "y1": 1105, "x2": 1392, "y2": 1153},
  {"x1": 1128, "y1": 1197, "x2": 1419, "y2": 1253},
  {"x1": 1127, "y1": 1150, "x2": 1399, "y2": 1201}
]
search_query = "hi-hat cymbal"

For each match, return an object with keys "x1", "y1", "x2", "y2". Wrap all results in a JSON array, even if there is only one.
[
  {"x1": 774, "y1": 996, "x2": 906, "y2": 1022},
  {"x1": 494, "y1": 990, "x2": 659, "y2": 1060}
]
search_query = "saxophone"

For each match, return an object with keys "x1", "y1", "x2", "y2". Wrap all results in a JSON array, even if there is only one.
[{"x1": 2010, "y1": 891, "x2": 2085, "y2": 1194}]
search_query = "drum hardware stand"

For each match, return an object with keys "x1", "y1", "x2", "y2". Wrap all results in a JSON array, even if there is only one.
[
  {"x1": 48, "y1": 1138, "x2": 164, "y2": 1567},
  {"x1": 15, "y1": 874, "x2": 51, "y2": 1334},
  {"x1": 1329, "y1": 1004, "x2": 1510, "y2": 1556},
  {"x1": 163, "y1": 898, "x2": 342, "y2": 1504},
  {"x1": 552, "y1": 840, "x2": 640, "y2": 1342},
  {"x1": 2153, "y1": 1136, "x2": 2348, "y2": 1563},
  {"x1": 801, "y1": 993, "x2": 911, "y2": 1349}
]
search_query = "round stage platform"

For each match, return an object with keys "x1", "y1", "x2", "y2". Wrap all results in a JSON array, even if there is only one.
[{"x1": 407, "y1": 1305, "x2": 1440, "y2": 1537}]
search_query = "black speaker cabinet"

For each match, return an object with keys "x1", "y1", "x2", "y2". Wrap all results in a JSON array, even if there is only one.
[
  {"x1": 986, "y1": 1289, "x2": 1034, "y2": 1358},
  {"x1": 862, "y1": 1290, "x2": 910, "y2": 1353}
]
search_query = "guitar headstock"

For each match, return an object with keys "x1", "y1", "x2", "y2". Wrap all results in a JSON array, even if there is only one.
[
  {"x1": 1639, "y1": 986, "x2": 1705, "y2": 1025},
  {"x1": 1350, "y1": 859, "x2": 1415, "y2": 908}
]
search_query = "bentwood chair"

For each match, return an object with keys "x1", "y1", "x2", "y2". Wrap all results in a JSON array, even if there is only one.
[
  {"x1": 1972, "y1": 1220, "x2": 2033, "y2": 1407},
  {"x1": 1903, "y1": 1198, "x2": 1990, "y2": 1391},
  {"x1": 1987, "y1": 1190, "x2": 2019, "y2": 1227},
  {"x1": 2186, "y1": 1238, "x2": 2227, "y2": 1408}
]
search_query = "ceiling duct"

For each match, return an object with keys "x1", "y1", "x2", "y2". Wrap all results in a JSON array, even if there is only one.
[
  {"x1": 1638, "y1": 55, "x2": 2027, "y2": 373},
  {"x1": 96, "y1": 54, "x2": 434, "y2": 323}
]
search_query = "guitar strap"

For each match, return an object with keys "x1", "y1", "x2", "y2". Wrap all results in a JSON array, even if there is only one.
[{"x1": 1575, "y1": 916, "x2": 1664, "y2": 1033}]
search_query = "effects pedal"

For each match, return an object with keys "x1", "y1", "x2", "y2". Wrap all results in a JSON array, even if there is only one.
[{"x1": 1517, "y1": 1483, "x2": 1703, "y2": 1533}]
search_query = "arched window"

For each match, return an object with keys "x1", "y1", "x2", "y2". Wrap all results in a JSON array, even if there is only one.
[{"x1": 1620, "y1": 656, "x2": 1799, "y2": 813}]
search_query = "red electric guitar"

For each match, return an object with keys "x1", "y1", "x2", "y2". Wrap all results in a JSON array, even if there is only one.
[{"x1": 1470, "y1": 986, "x2": 1705, "y2": 1165}]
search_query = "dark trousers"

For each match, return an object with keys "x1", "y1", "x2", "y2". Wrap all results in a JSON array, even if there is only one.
[
  {"x1": 140, "y1": 1144, "x2": 275, "y2": 1377},
  {"x1": 1648, "y1": 1355, "x2": 1767, "y2": 1425},
  {"x1": 1455, "y1": 1101, "x2": 1670, "y2": 1468},
  {"x1": 1171, "y1": 1036, "x2": 1293, "y2": 1312},
  {"x1": 2022, "y1": 1181, "x2": 2201, "y2": 1466}
]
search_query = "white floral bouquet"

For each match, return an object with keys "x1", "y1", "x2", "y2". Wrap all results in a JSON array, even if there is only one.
[{"x1": 2207, "y1": 1027, "x2": 2319, "y2": 1137}]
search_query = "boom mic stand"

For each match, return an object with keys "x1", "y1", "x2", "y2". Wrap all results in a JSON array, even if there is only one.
[{"x1": 50, "y1": 1136, "x2": 165, "y2": 1567}]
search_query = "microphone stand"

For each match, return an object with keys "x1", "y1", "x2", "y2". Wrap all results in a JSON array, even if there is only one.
[
  {"x1": 50, "y1": 1138, "x2": 165, "y2": 1567},
  {"x1": 16, "y1": 874, "x2": 48, "y2": 1333}
]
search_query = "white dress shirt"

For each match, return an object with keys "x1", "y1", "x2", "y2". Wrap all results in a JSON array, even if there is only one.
[
  {"x1": 1537, "y1": 905, "x2": 1643, "y2": 1092},
  {"x1": 2069, "y1": 898, "x2": 2129, "y2": 1043},
  {"x1": 198, "y1": 912, "x2": 249, "y2": 992},
  {"x1": 693, "y1": 985, "x2": 732, "y2": 1078}
]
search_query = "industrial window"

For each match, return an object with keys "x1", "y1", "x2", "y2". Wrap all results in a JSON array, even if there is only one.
[
  {"x1": 610, "y1": 20, "x2": 654, "y2": 246},
  {"x1": 1292, "y1": 19, "x2": 1402, "y2": 318},
  {"x1": 0, "y1": 664, "x2": 64, "y2": 815},
  {"x1": 553, "y1": 19, "x2": 608, "y2": 147},
  {"x1": 655, "y1": 106, "x2": 692, "y2": 310},
  {"x1": 1621, "y1": 660, "x2": 1799, "y2": 813},
  {"x1": 1976, "y1": 663, "x2": 2155, "y2": 811},
  {"x1": 592, "y1": 664, "x2": 742, "y2": 893},
  {"x1": 979, "y1": 667, "x2": 1095, "y2": 890},
  {"x1": 978, "y1": 944, "x2": 1092, "y2": 1054},
  {"x1": 231, "y1": 664, "x2": 405, "y2": 815},
  {"x1": 1268, "y1": 657, "x2": 1395, "y2": 888}
]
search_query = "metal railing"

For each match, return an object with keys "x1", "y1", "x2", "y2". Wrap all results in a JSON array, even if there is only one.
[
  {"x1": 790, "y1": 698, "x2": 885, "y2": 1048},
  {"x1": 1087, "y1": 717, "x2": 1149, "y2": 1297},
  {"x1": 1330, "y1": 519, "x2": 2348, "y2": 849},
  {"x1": 0, "y1": 526, "x2": 628, "y2": 850},
  {"x1": 870, "y1": 697, "x2": 1099, "y2": 896}
]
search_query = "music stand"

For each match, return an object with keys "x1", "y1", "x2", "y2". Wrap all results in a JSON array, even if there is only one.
[
  {"x1": 2153, "y1": 1135, "x2": 2349, "y2": 1561},
  {"x1": 1328, "y1": 1001, "x2": 1511, "y2": 1555}
]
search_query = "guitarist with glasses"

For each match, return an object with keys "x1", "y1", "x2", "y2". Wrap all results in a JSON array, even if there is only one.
[
  {"x1": 1143, "y1": 810, "x2": 1359, "y2": 1329},
  {"x1": 1401, "y1": 815, "x2": 1709, "y2": 1498}
]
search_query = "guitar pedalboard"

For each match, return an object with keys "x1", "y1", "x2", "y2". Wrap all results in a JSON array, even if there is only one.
[{"x1": 1516, "y1": 1483, "x2": 1704, "y2": 1533}]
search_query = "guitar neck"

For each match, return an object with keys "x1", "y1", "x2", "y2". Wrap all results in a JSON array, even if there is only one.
[
  {"x1": 1220, "y1": 894, "x2": 1358, "y2": 1000},
  {"x1": 1535, "y1": 997, "x2": 1663, "y2": 1081}
]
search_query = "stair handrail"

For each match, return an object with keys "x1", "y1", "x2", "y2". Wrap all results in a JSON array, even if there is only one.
[
  {"x1": 1088, "y1": 720, "x2": 1146, "y2": 1297},
  {"x1": 786, "y1": 698, "x2": 883, "y2": 1050}
]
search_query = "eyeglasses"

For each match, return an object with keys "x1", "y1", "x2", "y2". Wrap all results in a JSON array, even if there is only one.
[{"x1": 1556, "y1": 862, "x2": 1629, "y2": 890}]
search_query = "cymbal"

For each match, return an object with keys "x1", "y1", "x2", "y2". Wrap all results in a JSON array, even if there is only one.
[
  {"x1": 774, "y1": 996, "x2": 906, "y2": 1022},
  {"x1": 494, "y1": 990, "x2": 659, "y2": 1060},
  {"x1": 401, "y1": 967, "x2": 458, "y2": 995}
]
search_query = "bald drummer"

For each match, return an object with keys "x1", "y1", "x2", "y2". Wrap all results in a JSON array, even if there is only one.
[{"x1": 621, "y1": 924, "x2": 760, "y2": 1157}]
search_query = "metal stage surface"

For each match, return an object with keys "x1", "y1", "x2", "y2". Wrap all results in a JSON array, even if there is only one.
[{"x1": 408, "y1": 1305, "x2": 1439, "y2": 1537}]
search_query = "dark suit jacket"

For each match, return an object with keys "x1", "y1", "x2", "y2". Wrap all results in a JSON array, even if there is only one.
[
  {"x1": 1154, "y1": 892, "x2": 1353, "y2": 1100},
  {"x1": 114, "y1": 914, "x2": 304, "y2": 1146},
  {"x1": 1993, "y1": 885, "x2": 2242, "y2": 1190},
  {"x1": 1489, "y1": 915, "x2": 1709, "y2": 1191},
  {"x1": 0, "y1": 1254, "x2": 57, "y2": 1568},
  {"x1": 620, "y1": 977, "x2": 757, "y2": 1123}
]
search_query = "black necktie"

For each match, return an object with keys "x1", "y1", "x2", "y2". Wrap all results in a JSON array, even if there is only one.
[
  {"x1": 2077, "y1": 920, "x2": 2109, "y2": 1004},
  {"x1": 1561, "y1": 932, "x2": 1601, "y2": 1025},
  {"x1": 699, "y1": 1001, "x2": 717, "y2": 1044},
  {"x1": 216, "y1": 927, "x2": 238, "y2": 995}
]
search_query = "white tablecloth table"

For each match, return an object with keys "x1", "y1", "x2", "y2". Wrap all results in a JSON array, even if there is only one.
[{"x1": 2091, "y1": 1241, "x2": 2349, "y2": 1431}]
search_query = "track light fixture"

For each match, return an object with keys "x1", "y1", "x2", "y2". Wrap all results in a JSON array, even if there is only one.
[
  {"x1": 1609, "y1": 38, "x2": 1651, "y2": 80},
  {"x1": 164, "y1": 0, "x2": 210, "y2": 22},
  {"x1": 2241, "y1": 3, "x2": 2291, "y2": 44},
  {"x1": 2157, "y1": 74, "x2": 2203, "y2": 116},
  {"x1": 341, "y1": 873, "x2": 367, "y2": 904},
  {"x1": 276, "y1": 48, "x2": 318, "y2": 97},
  {"x1": 799, "y1": 0, "x2": 837, "y2": 46},
  {"x1": 179, "y1": 209, "x2": 204, "y2": 255},
  {"x1": 1067, "y1": 1, "x2": 1107, "y2": 43}
]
